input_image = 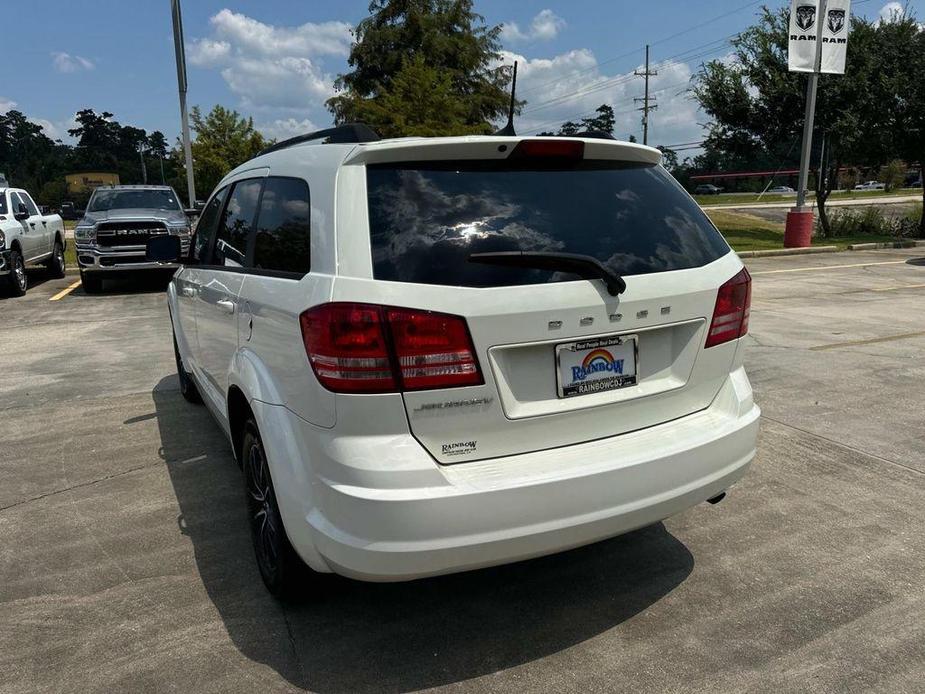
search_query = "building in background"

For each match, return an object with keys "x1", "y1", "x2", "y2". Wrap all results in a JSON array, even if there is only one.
[{"x1": 65, "y1": 172, "x2": 120, "y2": 196}]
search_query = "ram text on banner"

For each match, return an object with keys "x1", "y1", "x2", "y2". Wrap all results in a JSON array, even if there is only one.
[
  {"x1": 820, "y1": 0, "x2": 851, "y2": 74},
  {"x1": 789, "y1": 1, "x2": 820, "y2": 72}
]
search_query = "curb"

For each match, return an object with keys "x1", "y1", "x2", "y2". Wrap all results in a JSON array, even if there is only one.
[
  {"x1": 847, "y1": 240, "x2": 925, "y2": 251},
  {"x1": 737, "y1": 245, "x2": 838, "y2": 258}
]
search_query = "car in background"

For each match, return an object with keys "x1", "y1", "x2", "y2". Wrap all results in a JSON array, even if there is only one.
[
  {"x1": 150, "y1": 128, "x2": 760, "y2": 597},
  {"x1": 59, "y1": 201, "x2": 84, "y2": 220},
  {"x1": 73, "y1": 185, "x2": 193, "y2": 293},
  {"x1": 694, "y1": 184, "x2": 724, "y2": 195},
  {"x1": 767, "y1": 186, "x2": 795, "y2": 193},
  {"x1": 854, "y1": 181, "x2": 886, "y2": 191},
  {"x1": 0, "y1": 186, "x2": 66, "y2": 296}
]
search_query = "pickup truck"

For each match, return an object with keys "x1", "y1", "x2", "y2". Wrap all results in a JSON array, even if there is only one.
[
  {"x1": 1, "y1": 186, "x2": 67, "y2": 296},
  {"x1": 74, "y1": 185, "x2": 193, "y2": 293}
]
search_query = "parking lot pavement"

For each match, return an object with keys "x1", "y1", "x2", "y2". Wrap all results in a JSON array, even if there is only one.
[{"x1": 2, "y1": 250, "x2": 924, "y2": 693}]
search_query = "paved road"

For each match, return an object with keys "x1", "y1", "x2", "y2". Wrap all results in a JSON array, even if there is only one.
[
  {"x1": 2, "y1": 252, "x2": 925, "y2": 693},
  {"x1": 702, "y1": 193, "x2": 922, "y2": 212}
]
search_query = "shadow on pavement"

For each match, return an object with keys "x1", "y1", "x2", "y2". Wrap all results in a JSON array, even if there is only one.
[{"x1": 152, "y1": 376, "x2": 694, "y2": 693}]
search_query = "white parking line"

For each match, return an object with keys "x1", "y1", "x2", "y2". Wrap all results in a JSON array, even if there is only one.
[
  {"x1": 49, "y1": 280, "x2": 81, "y2": 301},
  {"x1": 751, "y1": 260, "x2": 909, "y2": 275}
]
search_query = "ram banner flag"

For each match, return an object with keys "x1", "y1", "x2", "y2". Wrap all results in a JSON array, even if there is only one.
[{"x1": 789, "y1": 1, "x2": 851, "y2": 74}]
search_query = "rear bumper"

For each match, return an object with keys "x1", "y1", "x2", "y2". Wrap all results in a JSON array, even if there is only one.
[{"x1": 272, "y1": 368, "x2": 760, "y2": 582}]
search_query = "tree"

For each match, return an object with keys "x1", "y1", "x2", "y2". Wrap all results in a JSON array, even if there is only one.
[
  {"x1": 186, "y1": 105, "x2": 267, "y2": 201},
  {"x1": 539, "y1": 104, "x2": 618, "y2": 138},
  {"x1": 879, "y1": 159, "x2": 908, "y2": 192},
  {"x1": 0, "y1": 110, "x2": 67, "y2": 194},
  {"x1": 327, "y1": 0, "x2": 514, "y2": 136},
  {"x1": 692, "y1": 9, "x2": 923, "y2": 235}
]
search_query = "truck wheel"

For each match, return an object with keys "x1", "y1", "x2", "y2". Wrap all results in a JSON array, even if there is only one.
[
  {"x1": 173, "y1": 335, "x2": 202, "y2": 404},
  {"x1": 242, "y1": 418, "x2": 308, "y2": 599},
  {"x1": 80, "y1": 270, "x2": 102, "y2": 294},
  {"x1": 5, "y1": 249, "x2": 27, "y2": 296},
  {"x1": 46, "y1": 240, "x2": 66, "y2": 279}
]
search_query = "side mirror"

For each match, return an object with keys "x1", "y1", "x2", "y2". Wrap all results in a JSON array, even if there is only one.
[
  {"x1": 146, "y1": 234, "x2": 182, "y2": 264},
  {"x1": 14, "y1": 203, "x2": 29, "y2": 221}
]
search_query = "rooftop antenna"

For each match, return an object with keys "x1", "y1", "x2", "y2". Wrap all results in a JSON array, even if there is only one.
[{"x1": 494, "y1": 60, "x2": 518, "y2": 136}]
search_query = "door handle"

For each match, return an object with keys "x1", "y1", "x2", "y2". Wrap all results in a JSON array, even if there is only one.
[
  {"x1": 181, "y1": 286, "x2": 196, "y2": 297},
  {"x1": 217, "y1": 298, "x2": 236, "y2": 314},
  {"x1": 29, "y1": 223, "x2": 35, "y2": 229}
]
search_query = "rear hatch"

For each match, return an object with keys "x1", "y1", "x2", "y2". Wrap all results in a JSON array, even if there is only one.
[{"x1": 333, "y1": 137, "x2": 745, "y2": 464}]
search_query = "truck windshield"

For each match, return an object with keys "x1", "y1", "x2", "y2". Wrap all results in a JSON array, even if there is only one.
[
  {"x1": 88, "y1": 189, "x2": 181, "y2": 212},
  {"x1": 367, "y1": 161, "x2": 730, "y2": 288}
]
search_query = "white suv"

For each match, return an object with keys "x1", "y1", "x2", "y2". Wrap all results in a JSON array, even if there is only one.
[{"x1": 151, "y1": 127, "x2": 760, "y2": 596}]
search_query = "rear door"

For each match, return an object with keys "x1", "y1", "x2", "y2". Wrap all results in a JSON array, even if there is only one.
[
  {"x1": 337, "y1": 142, "x2": 743, "y2": 464},
  {"x1": 9, "y1": 192, "x2": 42, "y2": 261},
  {"x1": 194, "y1": 177, "x2": 263, "y2": 409}
]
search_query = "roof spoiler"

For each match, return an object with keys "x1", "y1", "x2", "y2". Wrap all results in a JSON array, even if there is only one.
[{"x1": 259, "y1": 123, "x2": 380, "y2": 156}]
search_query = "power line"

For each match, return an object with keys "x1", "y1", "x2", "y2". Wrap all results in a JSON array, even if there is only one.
[{"x1": 516, "y1": 0, "x2": 769, "y2": 100}]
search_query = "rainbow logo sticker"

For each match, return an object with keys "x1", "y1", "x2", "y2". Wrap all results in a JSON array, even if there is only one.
[{"x1": 571, "y1": 349, "x2": 625, "y2": 382}]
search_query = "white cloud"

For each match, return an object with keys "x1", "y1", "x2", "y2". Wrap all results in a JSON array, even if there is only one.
[
  {"x1": 503, "y1": 10, "x2": 566, "y2": 43},
  {"x1": 505, "y1": 48, "x2": 701, "y2": 148},
  {"x1": 258, "y1": 117, "x2": 320, "y2": 142},
  {"x1": 878, "y1": 2, "x2": 905, "y2": 23},
  {"x1": 188, "y1": 10, "x2": 351, "y2": 111},
  {"x1": 51, "y1": 52, "x2": 95, "y2": 73},
  {"x1": 0, "y1": 96, "x2": 17, "y2": 113}
]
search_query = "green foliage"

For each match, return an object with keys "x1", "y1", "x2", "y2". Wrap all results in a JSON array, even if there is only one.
[
  {"x1": 826, "y1": 206, "x2": 920, "y2": 238},
  {"x1": 693, "y1": 8, "x2": 925, "y2": 234},
  {"x1": 327, "y1": 0, "x2": 513, "y2": 136},
  {"x1": 186, "y1": 105, "x2": 268, "y2": 201},
  {"x1": 539, "y1": 105, "x2": 617, "y2": 137},
  {"x1": 879, "y1": 159, "x2": 907, "y2": 192}
]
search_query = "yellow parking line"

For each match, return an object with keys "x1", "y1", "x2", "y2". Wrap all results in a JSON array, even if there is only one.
[
  {"x1": 751, "y1": 260, "x2": 909, "y2": 275},
  {"x1": 49, "y1": 280, "x2": 81, "y2": 301}
]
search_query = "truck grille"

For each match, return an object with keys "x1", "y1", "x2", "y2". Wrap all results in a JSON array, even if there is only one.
[{"x1": 96, "y1": 221, "x2": 169, "y2": 247}]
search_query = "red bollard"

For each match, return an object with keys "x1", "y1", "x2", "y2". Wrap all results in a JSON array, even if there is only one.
[{"x1": 784, "y1": 209, "x2": 814, "y2": 248}]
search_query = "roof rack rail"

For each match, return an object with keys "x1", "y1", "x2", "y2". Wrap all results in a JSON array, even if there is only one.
[{"x1": 258, "y1": 123, "x2": 380, "y2": 156}]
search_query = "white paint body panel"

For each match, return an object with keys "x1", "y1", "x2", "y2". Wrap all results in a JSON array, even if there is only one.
[{"x1": 167, "y1": 135, "x2": 760, "y2": 581}]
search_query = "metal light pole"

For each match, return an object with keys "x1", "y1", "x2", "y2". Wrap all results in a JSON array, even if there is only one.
[
  {"x1": 171, "y1": 0, "x2": 196, "y2": 207},
  {"x1": 786, "y1": 0, "x2": 828, "y2": 246}
]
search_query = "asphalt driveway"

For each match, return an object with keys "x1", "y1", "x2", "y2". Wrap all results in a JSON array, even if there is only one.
[{"x1": 2, "y1": 250, "x2": 924, "y2": 693}]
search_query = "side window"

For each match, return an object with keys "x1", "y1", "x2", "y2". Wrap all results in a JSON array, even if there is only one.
[
  {"x1": 193, "y1": 187, "x2": 228, "y2": 261},
  {"x1": 0, "y1": 193, "x2": 7, "y2": 215},
  {"x1": 212, "y1": 179, "x2": 262, "y2": 267},
  {"x1": 9, "y1": 192, "x2": 25, "y2": 215},
  {"x1": 19, "y1": 192, "x2": 39, "y2": 216},
  {"x1": 252, "y1": 177, "x2": 311, "y2": 275}
]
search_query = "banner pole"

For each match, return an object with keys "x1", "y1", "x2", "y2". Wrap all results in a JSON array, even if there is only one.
[{"x1": 786, "y1": 0, "x2": 828, "y2": 246}]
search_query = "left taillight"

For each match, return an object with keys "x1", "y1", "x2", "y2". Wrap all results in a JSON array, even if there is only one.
[
  {"x1": 705, "y1": 267, "x2": 752, "y2": 348},
  {"x1": 300, "y1": 303, "x2": 483, "y2": 393}
]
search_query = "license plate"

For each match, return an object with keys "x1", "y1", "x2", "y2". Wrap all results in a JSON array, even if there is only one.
[{"x1": 556, "y1": 334, "x2": 638, "y2": 398}]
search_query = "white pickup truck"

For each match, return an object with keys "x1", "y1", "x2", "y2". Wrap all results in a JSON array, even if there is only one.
[{"x1": 0, "y1": 186, "x2": 66, "y2": 296}]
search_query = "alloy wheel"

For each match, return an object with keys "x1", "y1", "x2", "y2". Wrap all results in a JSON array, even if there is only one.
[
  {"x1": 245, "y1": 439, "x2": 280, "y2": 577},
  {"x1": 14, "y1": 256, "x2": 26, "y2": 291}
]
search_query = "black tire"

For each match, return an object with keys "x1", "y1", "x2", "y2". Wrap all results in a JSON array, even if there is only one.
[
  {"x1": 80, "y1": 270, "x2": 102, "y2": 294},
  {"x1": 46, "y1": 239, "x2": 66, "y2": 279},
  {"x1": 5, "y1": 248, "x2": 27, "y2": 296},
  {"x1": 242, "y1": 419, "x2": 307, "y2": 599},
  {"x1": 173, "y1": 335, "x2": 202, "y2": 404}
]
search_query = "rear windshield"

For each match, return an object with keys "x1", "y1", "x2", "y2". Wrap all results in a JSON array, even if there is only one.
[
  {"x1": 88, "y1": 189, "x2": 181, "y2": 212},
  {"x1": 367, "y1": 161, "x2": 729, "y2": 288}
]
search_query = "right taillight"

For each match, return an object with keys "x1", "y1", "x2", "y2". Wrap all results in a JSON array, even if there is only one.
[
  {"x1": 299, "y1": 303, "x2": 483, "y2": 393},
  {"x1": 705, "y1": 268, "x2": 751, "y2": 348}
]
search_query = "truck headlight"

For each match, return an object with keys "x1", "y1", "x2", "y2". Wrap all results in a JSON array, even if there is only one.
[
  {"x1": 74, "y1": 225, "x2": 96, "y2": 241},
  {"x1": 167, "y1": 224, "x2": 191, "y2": 236}
]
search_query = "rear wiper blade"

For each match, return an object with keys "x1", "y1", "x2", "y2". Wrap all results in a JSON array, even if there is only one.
[{"x1": 468, "y1": 251, "x2": 626, "y2": 296}]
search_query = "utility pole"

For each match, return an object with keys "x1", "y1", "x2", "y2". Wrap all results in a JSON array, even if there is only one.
[
  {"x1": 139, "y1": 145, "x2": 148, "y2": 184},
  {"x1": 171, "y1": 0, "x2": 196, "y2": 207},
  {"x1": 634, "y1": 45, "x2": 658, "y2": 145}
]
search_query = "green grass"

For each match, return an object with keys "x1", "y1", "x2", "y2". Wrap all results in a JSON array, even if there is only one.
[
  {"x1": 695, "y1": 187, "x2": 921, "y2": 207},
  {"x1": 64, "y1": 243, "x2": 77, "y2": 268},
  {"x1": 705, "y1": 209, "x2": 898, "y2": 252}
]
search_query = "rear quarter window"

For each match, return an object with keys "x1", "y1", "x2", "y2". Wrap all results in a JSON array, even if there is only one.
[{"x1": 367, "y1": 161, "x2": 730, "y2": 288}]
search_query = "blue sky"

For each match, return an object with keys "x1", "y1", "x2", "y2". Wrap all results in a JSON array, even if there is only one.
[{"x1": 4, "y1": 0, "x2": 921, "y2": 150}]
